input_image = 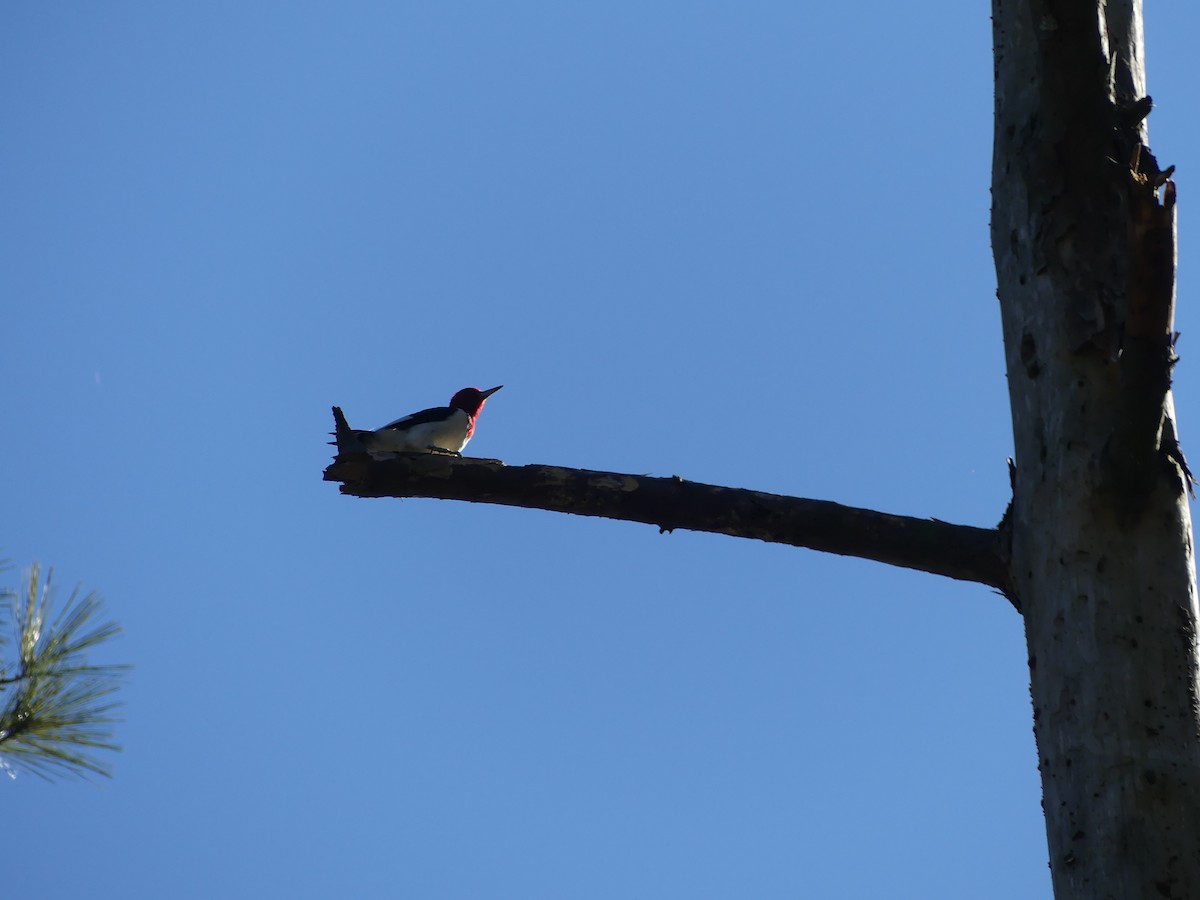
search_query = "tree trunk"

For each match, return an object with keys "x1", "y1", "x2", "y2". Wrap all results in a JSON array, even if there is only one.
[{"x1": 992, "y1": 1, "x2": 1200, "y2": 896}]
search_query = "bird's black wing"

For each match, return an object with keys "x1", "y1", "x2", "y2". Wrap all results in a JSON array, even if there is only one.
[{"x1": 380, "y1": 405, "x2": 453, "y2": 430}]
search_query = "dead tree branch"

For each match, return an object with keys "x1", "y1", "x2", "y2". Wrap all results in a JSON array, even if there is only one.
[{"x1": 325, "y1": 408, "x2": 1013, "y2": 599}]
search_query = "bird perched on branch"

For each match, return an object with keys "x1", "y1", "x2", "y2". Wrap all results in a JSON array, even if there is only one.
[{"x1": 337, "y1": 386, "x2": 503, "y2": 458}]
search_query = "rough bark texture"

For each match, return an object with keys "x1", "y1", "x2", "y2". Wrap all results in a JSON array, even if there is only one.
[
  {"x1": 325, "y1": 423, "x2": 1010, "y2": 592},
  {"x1": 992, "y1": 1, "x2": 1200, "y2": 896}
]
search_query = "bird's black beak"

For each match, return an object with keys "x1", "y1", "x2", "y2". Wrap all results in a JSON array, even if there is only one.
[{"x1": 482, "y1": 385, "x2": 503, "y2": 398}]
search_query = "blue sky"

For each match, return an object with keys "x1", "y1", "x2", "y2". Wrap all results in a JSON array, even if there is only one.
[{"x1": 4, "y1": 3, "x2": 1198, "y2": 898}]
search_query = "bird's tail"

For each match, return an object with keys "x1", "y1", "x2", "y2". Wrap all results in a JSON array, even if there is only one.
[{"x1": 329, "y1": 406, "x2": 369, "y2": 453}]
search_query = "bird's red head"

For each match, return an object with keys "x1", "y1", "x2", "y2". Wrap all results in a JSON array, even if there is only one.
[{"x1": 450, "y1": 385, "x2": 503, "y2": 417}]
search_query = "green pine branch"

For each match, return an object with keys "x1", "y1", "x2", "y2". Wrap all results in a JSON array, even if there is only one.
[{"x1": 0, "y1": 563, "x2": 129, "y2": 780}]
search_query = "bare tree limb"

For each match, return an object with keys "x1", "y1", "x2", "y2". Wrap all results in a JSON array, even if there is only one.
[{"x1": 325, "y1": 408, "x2": 1013, "y2": 600}]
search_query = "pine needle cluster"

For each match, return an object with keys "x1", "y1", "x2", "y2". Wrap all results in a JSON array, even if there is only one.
[{"x1": 0, "y1": 563, "x2": 129, "y2": 780}]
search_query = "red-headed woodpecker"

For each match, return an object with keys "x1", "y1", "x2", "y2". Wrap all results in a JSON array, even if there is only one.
[{"x1": 349, "y1": 386, "x2": 502, "y2": 458}]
